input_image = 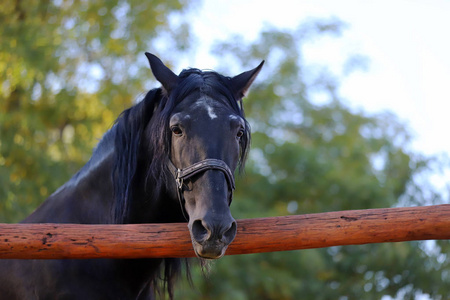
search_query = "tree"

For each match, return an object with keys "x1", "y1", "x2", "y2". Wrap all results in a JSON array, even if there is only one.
[
  {"x1": 175, "y1": 20, "x2": 450, "y2": 299},
  {"x1": 0, "y1": 0, "x2": 194, "y2": 222}
]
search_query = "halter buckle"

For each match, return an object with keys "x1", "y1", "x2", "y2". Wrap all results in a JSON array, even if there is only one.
[{"x1": 175, "y1": 169, "x2": 183, "y2": 190}]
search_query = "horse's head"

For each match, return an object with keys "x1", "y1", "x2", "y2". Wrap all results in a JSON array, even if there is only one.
[{"x1": 146, "y1": 53, "x2": 263, "y2": 259}]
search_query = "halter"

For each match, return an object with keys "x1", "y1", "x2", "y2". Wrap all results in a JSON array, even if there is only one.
[{"x1": 167, "y1": 158, "x2": 236, "y2": 220}]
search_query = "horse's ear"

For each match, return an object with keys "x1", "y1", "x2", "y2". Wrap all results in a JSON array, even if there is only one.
[
  {"x1": 230, "y1": 60, "x2": 264, "y2": 100},
  {"x1": 145, "y1": 52, "x2": 178, "y2": 94}
]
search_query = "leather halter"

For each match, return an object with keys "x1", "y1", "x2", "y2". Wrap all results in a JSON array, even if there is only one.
[{"x1": 167, "y1": 158, "x2": 236, "y2": 217}]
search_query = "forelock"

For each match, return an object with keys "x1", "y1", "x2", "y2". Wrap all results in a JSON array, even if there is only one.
[{"x1": 173, "y1": 68, "x2": 239, "y2": 113}]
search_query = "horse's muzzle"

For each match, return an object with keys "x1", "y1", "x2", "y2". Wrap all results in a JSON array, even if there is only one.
[{"x1": 189, "y1": 218, "x2": 237, "y2": 259}]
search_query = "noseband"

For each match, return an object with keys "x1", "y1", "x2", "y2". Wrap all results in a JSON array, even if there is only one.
[{"x1": 167, "y1": 158, "x2": 236, "y2": 220}]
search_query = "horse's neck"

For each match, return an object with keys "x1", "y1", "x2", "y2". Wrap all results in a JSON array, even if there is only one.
[
  {"x1": 23, "y1": 152, "x2": 180, "y2": 225},
  {"x1": 23, "y1": 119, "x2": 184, "y2": 225},
  {"x1": 23, "y1": 149, "x2": 116, "y2": 224}
]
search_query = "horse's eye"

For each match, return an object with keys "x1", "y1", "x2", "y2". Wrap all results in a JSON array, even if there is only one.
[
  {"x1": 237, "y1": 129, "x2": 245, "y2": 139},
  {"x1": 171, "y1": 126, "x2": 183, "y2": 136}
]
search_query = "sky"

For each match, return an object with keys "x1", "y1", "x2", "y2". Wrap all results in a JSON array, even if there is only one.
[{"x1": 183, "y1": 0, "x2": 450, "y2": 194}]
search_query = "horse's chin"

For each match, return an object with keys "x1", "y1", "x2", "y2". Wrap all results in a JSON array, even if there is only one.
[{"x1": 192, "y1": 241, "x2": 229, "y2": 260}]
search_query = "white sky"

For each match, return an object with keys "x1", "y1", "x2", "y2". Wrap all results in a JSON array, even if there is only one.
[{"x1": 184, "y1": 0, "x2": 450, "y2": 193}]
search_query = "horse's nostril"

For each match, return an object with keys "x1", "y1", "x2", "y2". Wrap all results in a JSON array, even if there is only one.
[
  {"x1": 192, "y1": 219, "x2": 210, "y2": 242},
  {"x1": 221, "y1": 221, "x2": 237, "y2": 243}
]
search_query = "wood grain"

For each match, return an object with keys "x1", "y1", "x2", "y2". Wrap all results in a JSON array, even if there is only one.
[{"x1": 0, "y1": 205, "x2": 449, "y2": 259}]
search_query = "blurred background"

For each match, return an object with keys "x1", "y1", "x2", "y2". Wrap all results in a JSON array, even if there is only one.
[{"x1": 1, "y1": 0, "x2": 449, "y2": 299}]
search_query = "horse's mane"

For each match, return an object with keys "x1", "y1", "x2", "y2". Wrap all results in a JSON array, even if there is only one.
[{"x1": 110, "y1": 68, "x2": 251, "y2": 297}]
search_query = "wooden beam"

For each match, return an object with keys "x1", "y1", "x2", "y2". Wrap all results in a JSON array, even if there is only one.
[{"x1": 0, "y1": 205, "x2": 449, "y2": 259}]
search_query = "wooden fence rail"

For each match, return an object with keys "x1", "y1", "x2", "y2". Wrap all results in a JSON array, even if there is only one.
[{"x1": 0, "y1": 205, "x2": 449, "y2": 259}]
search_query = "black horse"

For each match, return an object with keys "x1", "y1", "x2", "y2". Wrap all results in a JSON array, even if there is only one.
[{"x1": 0, "y1": 53, "x2": 263, "y2": 299}]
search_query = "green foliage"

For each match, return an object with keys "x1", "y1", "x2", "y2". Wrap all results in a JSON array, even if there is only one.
[{"x1": 0, "y1": 0, "x2": 194, "y2": 222}]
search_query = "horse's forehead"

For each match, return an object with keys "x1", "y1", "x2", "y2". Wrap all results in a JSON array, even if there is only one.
[
  {"x1": 192, "y1": 95, "x2": 219, "y2": 120},
  {"x1": 179, "y1": 93, "x2": 235, "y2": 121}
]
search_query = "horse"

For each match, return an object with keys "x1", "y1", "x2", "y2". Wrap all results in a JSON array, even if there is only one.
[{"x1": 0, "y1": 53, "x2": 263, "y2": 299}]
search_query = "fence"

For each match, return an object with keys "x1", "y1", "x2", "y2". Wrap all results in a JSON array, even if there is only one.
[{"x1": 0, "y1": 205, "x2": 449, "y2": 259}]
